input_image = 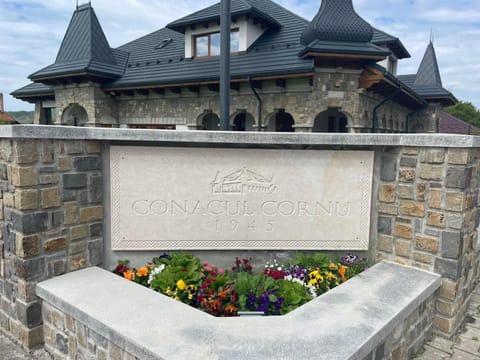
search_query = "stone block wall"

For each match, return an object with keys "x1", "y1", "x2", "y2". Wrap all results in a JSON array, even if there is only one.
[
  {"x1": 376, "y1": 147, "x2": 480, "y2": 336},
  {"x1": 0, "y1": 138, "x2": 103, "y2": 349},
  {"x1": 49, "y1": 72, "x2": 413, "y2": 134},
  {"x1": 43, "y1": 302, "x2": 140, "y2": 360},
  {"x1": 366, "y1": 293, "x2": 437, "y2": 359}
]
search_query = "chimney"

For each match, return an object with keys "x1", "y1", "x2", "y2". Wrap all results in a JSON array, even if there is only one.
[{"x1": 0, "y1": 93, "x2": 3, "y2": 112}]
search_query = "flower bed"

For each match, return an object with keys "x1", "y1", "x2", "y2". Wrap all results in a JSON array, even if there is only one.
[{"x1": 113, "y1": 252, "x2": 368, "y2": 316}]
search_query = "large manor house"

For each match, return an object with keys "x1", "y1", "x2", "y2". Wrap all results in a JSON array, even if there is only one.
[{"x1": 12, "y1": 0, "x2": 456, "y2": 133}]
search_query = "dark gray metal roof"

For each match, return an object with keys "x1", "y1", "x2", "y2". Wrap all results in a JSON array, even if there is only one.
[
  {"x1": 166, "y1": 0, "x2": 280, "y2": 33},
  {"x1": 11, "y1": 82, "x2": 54, "y2": 103},
  {"x1": 11, "y1": 82, "x2": 53, "y2": 97},
  {"x1": 301, "y1": 0, "x2": 374, "y2": 45},
  {"x1": 298, "y1": 40, "x2": 390, "y2": 58},
  {"x1": 14, "y1": 0, "x2": 441, "y2": 112},
  {"x1": 414, "y1": 42, "x2": 442, "y2": 88},
  {"x1": 398, "y1": 42, "x2": 457, "y2": 105},
  {"x1": 106, "y1": 0, "x2": 314, "y2": 89},
  {"x1": 372, "y1": 28, "x2": 410, "y2": 59},
  {"x1": 30, "y1": 3, "x2": 128, "y2": 81}
]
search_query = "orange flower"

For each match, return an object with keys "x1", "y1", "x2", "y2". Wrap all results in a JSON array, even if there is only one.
[
  {"x1": 224, "y1": 304, "x2": 238, "y2": 316},
  {"x1": 123, "y1": 269, "x2": 135, "y2": 281},
  {"x1": 218, "y1": 290, "x2": 228, "y2": 301},
  {"x1": 338, "y1": 266, "x2": 348, "y2": 277},
  {"x1": 136, "y1": 267, "x2": 149, "y2": 277}
]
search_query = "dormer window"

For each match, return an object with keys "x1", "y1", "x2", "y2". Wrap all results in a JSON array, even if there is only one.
[{"x1": 194, "y1": 30, "x2": 239, "y2": 58}]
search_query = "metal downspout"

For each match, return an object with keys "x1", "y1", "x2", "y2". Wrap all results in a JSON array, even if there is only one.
[
  {"x1": 248, "y1": 77, "x2": 262, "y2": 131},
  {"x1": 371, "y1": 86, "x2": 402, "y2": 133}
]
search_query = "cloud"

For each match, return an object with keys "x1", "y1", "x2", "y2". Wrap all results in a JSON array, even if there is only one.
[{"x1": 1, "y1": 0, "x2": 479, "y2": 111}]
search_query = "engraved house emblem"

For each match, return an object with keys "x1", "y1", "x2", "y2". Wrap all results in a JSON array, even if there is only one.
[{"x1": 211, "y1": 167, "x2": 277, "y2": 195}]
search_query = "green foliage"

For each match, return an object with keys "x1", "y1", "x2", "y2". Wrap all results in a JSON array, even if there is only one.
[
  {"x1": 290, "y1": 252, "x2": 330, "y2": 269},
  {"x1": 445, "y1": 101, "x2": 480, "y2": 127},
  {"x1": 233, "y1": 272, "x2": 277, "y2": 311},
  {"x1": 150, "y1": 253, "x2": 203, "y2": 301},
  {"x1": 275, "y1": 280, "x2": 312, "y2": 314},
  {"x1": 8, "y1": 111, "x2": 34, "y2": 124}
]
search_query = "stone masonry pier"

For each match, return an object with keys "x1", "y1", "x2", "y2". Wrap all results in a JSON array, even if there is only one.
[{"x1": 0, "y1": 125, "x2": 478, "y2": 356}]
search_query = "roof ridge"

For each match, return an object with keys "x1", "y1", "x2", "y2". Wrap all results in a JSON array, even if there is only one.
[
  {"x1": 238, "y1": 0, "x2": 253, "y2": 10},
  {"x1": 248, "y1": 0, "x2": 309, "y2": 24}
]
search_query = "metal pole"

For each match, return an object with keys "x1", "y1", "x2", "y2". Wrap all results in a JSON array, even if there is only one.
[{"x1": 220, "y1": 0, "x2": 231, "y2": 130}]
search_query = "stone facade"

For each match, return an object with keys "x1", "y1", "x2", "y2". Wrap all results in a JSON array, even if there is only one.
[
  {"x1": 0, "y1": 138, "x2": 103, "y2": 349},
  {"x1": 43, "y1": 302, "x2": 139, "y2": 360},
  {"x1": 40, "y1": 287, "x2": 437, "y2": 360},
  {"x1": 0, "y1": 129, "x2": 478, "y2": 353},
  {"x1": 45, "y1": 69, "x2": 414, "y2": 134},
  {"x1": 367, "y1": 294, "x2": 437, "y2": 359},
  {"x1": 376, "y1": 147, "x2": 480, "y2": 336}
]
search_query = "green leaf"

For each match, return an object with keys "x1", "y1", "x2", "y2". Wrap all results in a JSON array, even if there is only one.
[{"x1": 268, "y1": 294, "x2": 278, "y2": 303}]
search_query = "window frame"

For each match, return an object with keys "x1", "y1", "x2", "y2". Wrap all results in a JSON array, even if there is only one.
[{"x1": 193, "y1": 29, "x2": 240, "y2": 58}]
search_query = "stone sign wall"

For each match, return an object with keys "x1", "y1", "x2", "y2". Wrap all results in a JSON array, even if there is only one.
[
  {"x1": 0, "y1": 127, "x2": 479, "y2": 351},
  {"x1": 110, "y1": 146, "x2": 374, "y2": 250}
]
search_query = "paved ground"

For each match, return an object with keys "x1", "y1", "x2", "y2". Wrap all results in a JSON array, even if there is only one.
[
  {"x1": 0, "y1": 333, "x2": 51, "y2": 360},
  {"x1": 417, "y1": 283, "x2": 480, "y2": 359},
  {"x1": 2, "y1": 283, "x2": 480, "y2": 360}
]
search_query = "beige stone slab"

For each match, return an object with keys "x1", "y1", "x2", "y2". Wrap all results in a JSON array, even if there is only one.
[{"x1": 110, "y1": 146, "x2": 374, "y2": 250}]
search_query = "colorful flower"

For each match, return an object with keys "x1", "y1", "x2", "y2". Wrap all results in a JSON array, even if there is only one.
[
  {"x1": 136, "y1": 267, "x2": 149, "y2": 277},
  {"x1": 176, "y1": 279, "x2": 187, "y2": 290},
  {"x1": 123, "y1": 269, "x2": 135, "y2": 281}
]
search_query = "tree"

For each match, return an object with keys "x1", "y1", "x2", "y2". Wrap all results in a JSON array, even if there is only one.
[{"x1": 445, "y1": 101, "x2": 480, "y2": 127}]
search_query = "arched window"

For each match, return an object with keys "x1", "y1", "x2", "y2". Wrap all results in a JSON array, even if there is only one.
[
  {"x1": 197, "y1": 111, "x2": 220, "y2": 130},
  {"x1": 61, "y1": 104, "x2": 88, "y2": 127},
  {"x1": 231, "y1": 112, "x2": 255, "y2": 131},
  {"x1": 275, "y1": 111, "x2": 294, "y2": 132},
  {"x1": 313, "y1": 108, "x2": 348, "y2": 132}
]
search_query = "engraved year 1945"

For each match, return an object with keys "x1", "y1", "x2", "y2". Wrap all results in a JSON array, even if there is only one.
[{"x1": 214, "y1": 219, "x2": 275, "y2": 233}]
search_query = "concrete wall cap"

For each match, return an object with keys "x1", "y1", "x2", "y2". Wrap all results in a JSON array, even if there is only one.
[
  {"x1": 1, "y1": 125, "x2": 480, "y2": 148},
  {"x1": 36, "y1": 262, "x2": 440, "y2": 359}
]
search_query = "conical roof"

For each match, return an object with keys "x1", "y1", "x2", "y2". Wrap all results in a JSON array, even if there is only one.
[
  {"x1": 398, "y1": 41, "x2": 457, "y2": 106},
  {"x1": 413, "y1": 42, "x2": 443, "y2": 88},
  {"x1": 30, "y1": 3, "x2": 127, "y2": 82}
]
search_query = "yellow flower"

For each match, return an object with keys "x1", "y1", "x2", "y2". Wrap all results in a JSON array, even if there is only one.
[
  {"x1": 328, "y1": 261, "x2": 338, "y2": 271},
  {"x1": 326, "y1": 272, "x2": 337, "y2": 281},
  {"x1": 164, "y1": 287, "x2": 171, "y2": 295},
  {"x1": 136, "y1": 267, "x2": 149, "y2": 277},
  {"x1": 176, "y1": 279, "x2": 187, "y2": 290}
]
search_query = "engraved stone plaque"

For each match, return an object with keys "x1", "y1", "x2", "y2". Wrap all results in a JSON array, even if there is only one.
[{"x1": 110, "y1": 146, "x2": 374, "y2": 250}]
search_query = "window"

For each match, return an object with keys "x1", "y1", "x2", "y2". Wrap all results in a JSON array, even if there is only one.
[{"x1": 194, "y1": 30, "x2": 239, "y2": 57}]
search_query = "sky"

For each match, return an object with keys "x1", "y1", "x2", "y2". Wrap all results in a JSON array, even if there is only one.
[{"x1": 1, "y1": 0, "x2": 479, "y2": 111}]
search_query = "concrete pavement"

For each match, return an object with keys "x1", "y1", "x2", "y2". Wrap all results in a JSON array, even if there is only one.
[
  {"x1": 0, "y1": 333, "x2": 51, "y2": 360},
  {"x1": 417, "y1": 282, "x2": 480, "y2": 359}
]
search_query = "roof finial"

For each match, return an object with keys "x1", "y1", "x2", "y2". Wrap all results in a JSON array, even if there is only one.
[
  {"x1": 430, "y1": 29, "x2": 434, "y2": 44},
  {"x1": 76, "y1": 0, "x2": 78, "y2": 9}
]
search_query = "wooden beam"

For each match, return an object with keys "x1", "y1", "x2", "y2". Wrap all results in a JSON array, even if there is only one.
[
  {"x1": 275, "y1": 79, "x2": 286, "y2": 88},
  {"x1": 120, "y1": 90, "x2": 134, "y2": 97},
  {"x1": 151, "y1": 88, "x2": 165, "y2": 95},
  {"x1": 358, "y1": 67, "x2": 385, "y2": 89},
  {"x1": 187, "y1": 85, "x2": 200, "y2": 93},
  {"x1": 303, "y1": 52, "x2": 387, "y2": 61},
  {"x1": 250, "y1": 80, "x2": 262, "y2": 90},
  {"x1": 135, "y1": 89, "x2": 149, "y2": 96},
  {"x1": 168, "y1": 87, "x2": 181, "y2": 94},
  {"x1": 207, "y1": 84, "x2": 219, "y2": 92}
]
